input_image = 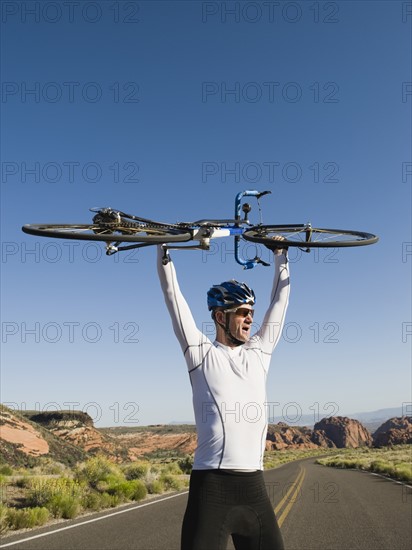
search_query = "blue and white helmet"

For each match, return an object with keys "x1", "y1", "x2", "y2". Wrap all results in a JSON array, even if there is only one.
[{"x1": 207, "y1": 280, "x2": 255, "y2": 311}]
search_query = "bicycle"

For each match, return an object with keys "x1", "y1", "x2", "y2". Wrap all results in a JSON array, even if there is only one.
[{"x1": 22, "y1": 190, "x2": 378, "y2": 269}]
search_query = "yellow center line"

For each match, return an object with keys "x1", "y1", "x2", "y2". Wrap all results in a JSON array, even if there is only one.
[
  {"x1": 276, "y1": 467, "x2": 306, "y2": 528},
  {"x1": 274, "y1": 466, "x2": 303, "y2": 515}
]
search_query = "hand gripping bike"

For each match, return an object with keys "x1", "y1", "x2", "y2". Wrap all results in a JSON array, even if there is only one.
[{"x1": 22, "y1": 190, "x2": 378, "y2": 269}]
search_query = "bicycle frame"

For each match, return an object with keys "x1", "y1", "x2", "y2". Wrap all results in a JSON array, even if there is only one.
[{"x1": 111, "y1": 189, "x2": 272, "y2": 269}]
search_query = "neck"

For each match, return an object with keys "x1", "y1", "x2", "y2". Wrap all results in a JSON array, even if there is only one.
[{"x1": 215, "y1": 330, "x2": 243, "y2": 348}]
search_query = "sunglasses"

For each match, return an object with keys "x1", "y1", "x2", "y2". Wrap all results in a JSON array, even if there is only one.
[{"x1": 225, "y1": 307, "x2": 254, "y2": 318}]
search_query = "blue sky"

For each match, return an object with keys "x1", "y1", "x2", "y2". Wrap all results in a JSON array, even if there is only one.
[{"x1": 1, "y1": 0, "x2": 411, "y2": 427}]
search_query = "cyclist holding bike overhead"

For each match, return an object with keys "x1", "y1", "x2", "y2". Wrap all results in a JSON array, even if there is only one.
[{"x1": 157, "y1": 238, "x2": 289, "y2": 550}]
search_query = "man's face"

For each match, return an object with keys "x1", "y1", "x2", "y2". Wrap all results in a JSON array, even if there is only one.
[{"x1": 224, "y1": 305, "x2": 254, "y2": 343}]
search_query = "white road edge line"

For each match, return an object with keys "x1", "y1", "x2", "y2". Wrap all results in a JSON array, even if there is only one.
[
  {"x1": 369, "y1": 472, "x2": 412, "y2": 488},
  {"x1": 0, "y1": 491, "x2": 189, "y2": 548}
]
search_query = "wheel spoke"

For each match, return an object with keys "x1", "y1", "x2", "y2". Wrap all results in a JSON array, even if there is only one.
[
  {"x1": 22, "y1": 223, "x2": 192, "y2": 244},
  {"x1": 40, "y1": 225, "x2": 163, "y2": 237},
  {"x1": 312, "y1": 232, "x2": 345, "y2": 243},
  {"x1": 243, "y1": 225, "x2": 378, "y2": 248},
  {"x1": 266, "y1": 229, "x2": 364, "y2": 244}
]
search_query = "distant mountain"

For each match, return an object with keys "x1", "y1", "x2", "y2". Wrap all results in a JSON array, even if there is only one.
[
  {"x1": 170, "y1": 407, "x2": 406, "y2": 429},
  {"x1": 346, "y1": 407, "x2": 405, "y2": 422},
  {"x1": 268, "y1": 406, "x2": 405, "y2": 428}
]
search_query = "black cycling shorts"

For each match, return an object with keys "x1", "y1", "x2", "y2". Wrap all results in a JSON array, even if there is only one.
[{"x1": 181, "y1": 469, "x2": 285, "y2": 550}]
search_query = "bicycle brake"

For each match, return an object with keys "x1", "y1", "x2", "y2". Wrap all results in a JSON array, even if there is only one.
[
  {"x1": 256, "y1": 190, "x2": 271, "y2": 199},
  {"x1": 242, "y1": 257, "x2": 270, "y2": 269},
  {"x1": 256, "y1": 258, "x2": 270, "y2": 267}
]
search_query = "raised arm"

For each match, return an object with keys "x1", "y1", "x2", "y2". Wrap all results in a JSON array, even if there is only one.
[
  {"x1": 156, "y1": 247, "x2": 211, "y2": 366},
  {"x1": 248, "y1": 250, "x2": 290, "y2": 355}
]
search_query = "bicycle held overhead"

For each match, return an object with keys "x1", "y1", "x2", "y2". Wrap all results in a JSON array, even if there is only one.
[{"x1": 22, "y1": 189, "x2": 379, "y2": 269}]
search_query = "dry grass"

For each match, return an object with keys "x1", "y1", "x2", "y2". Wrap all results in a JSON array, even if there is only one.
[{"x1": 316, "y1": 445, "x2": 412, "y2": 482}]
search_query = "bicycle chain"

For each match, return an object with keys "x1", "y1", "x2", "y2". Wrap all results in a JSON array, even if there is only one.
[
  {"x1": 93, "y1": 211, "x2": 188, "y2": 232},
  {"x1": 116, "y1": 219, "x2": 184, "y2": 232}
]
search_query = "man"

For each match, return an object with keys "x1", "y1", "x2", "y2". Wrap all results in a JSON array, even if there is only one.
[{"x1": 157, "y1": 239, "x2": 290, "y2": 550}]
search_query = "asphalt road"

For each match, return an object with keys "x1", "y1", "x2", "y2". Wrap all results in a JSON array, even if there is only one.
[{"x1": 1, "y1": 458, "x2": 411, "y2": 550}]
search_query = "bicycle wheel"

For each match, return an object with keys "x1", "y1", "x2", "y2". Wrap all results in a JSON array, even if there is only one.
[
  {"x1": 22, "y1": 223, "x2": 193, "y2": 243},
  {"x1": 243, "y1": 225, "x2": 379, "y2": 248}
]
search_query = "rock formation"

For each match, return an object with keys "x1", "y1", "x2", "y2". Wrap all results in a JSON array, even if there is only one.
[
  {"x1": 266, "y1": 423, "x2": 318, "y2": 450},
  {"x1": 372, "y1": 416, "x2": 412, "y2": 447},
  {"x1": 23, "y1": 410, "x2": 124, "y2": 458},
  {"x1": 313, "y1": 416, "x2": 373, "y2": 448},
  {"x1": 0, "y1": 408, "x2": 49, "y2": 457}
]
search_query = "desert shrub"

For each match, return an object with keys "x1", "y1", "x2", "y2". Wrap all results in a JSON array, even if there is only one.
[
  {"x1": 15, "y1": 476, "x2": 31, "y2": 489},
  {"x1": 27, "y1": 477, "x2": 86, "y2": 509},
  {"x1": 0, "y1": 465, "x2": 13, "y2": 476},
  {"x1": 340, "y1": 459, "x2": 360, "y2": 469},
  {"x1": 146, "y1": 479, "x2": 164, "y2": 494},
  {"x1": 81, "y1": 491, "x2": 114, "y2": 512},
  {"x1": 75, "y1": 456, "x2": 121, "y2": 489},
  {"x1": 95, "y1": 472, "x2": 125, "y2": 494},
  {"x1": 105, "y1": 479, "x2": 134, "y2": 500},
  {"x1": 317, "y1": 456, "x2": 361, "y2": 469},
  {"x1": 142, "y1": 468, "x2": 157, "y2": 486},
  {"x1": 162, "y1": 463, "x2": 183, "y2": 475},
  {"x1": 123, "y1": 461, "x2": 150, "y2": 480},
  {"x1": 34, "y1": 458, "x2": 68, "y2": 476},
  {"x1": 46, "y1": 494, "x2": 81, "y2": 519},
  {"x1": 178, "y1": 455, "x2": 193, "y2": 474},
  {"x1": 370, "y1": 460, "x2": 391, "y2": 475},
  {"x1": 129, "y1": 479, "x2": 147, "y2": 501},
  {"x1": 104, "y1": 478, "x2": 147, "y2": 502},
  {"x1": 159, "y1": 474, "x2": 183, "y2": 491},
  {"x1": 107, "y1": 494, "x2": 123, "y2": 507},
  {"x1": 5, "y1": 507, "x2": 50, "y2": 530},
  {"x1": 0, "y1": 483, "x2": 6, "y2": 505},
  {"x1": 28, "y1": 507, "x2": 50, "y2": 528},
  {"x1": 394, "y1": 463, "x2": 412, "y2": 482},
  {"x1": 0, "y1": 504, "x2": 8, "y2": 534},
  {"x1": 81, "y1": 491, "x2": 101, "y2": 511}
]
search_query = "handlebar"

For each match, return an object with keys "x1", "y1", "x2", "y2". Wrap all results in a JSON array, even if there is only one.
[
  {"x1": 234, "y1": 190, "x2": 271, "y2": 268},
  {"x1": 234, "y1": 190, "x2": 271, "y2": 221}
]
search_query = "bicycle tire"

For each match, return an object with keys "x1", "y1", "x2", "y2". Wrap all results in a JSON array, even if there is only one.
[
  {"x1": 22, "y1": 223, "x2": 193, "y2": 244},
  {"x1": 243, "y1": 225, "x2": 379, "y2": 248}
]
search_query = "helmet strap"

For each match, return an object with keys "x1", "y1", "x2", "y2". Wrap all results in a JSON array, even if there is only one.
[{"x1": 216, "y1": 312, "x2": 244, "y2": 347}]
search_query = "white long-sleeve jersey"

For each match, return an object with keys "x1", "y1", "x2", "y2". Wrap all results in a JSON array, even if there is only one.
[{"x1": 157, "y1": 248, "x2": 290, "y2": 470}]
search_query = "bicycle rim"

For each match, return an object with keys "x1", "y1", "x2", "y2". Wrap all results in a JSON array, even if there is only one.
[
  {"x1": 22, "y1": 224, "x2": 193, "y2": 243},
  {"x1": 243, "y1": 225, "x2": 379, "y2": 247}
]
